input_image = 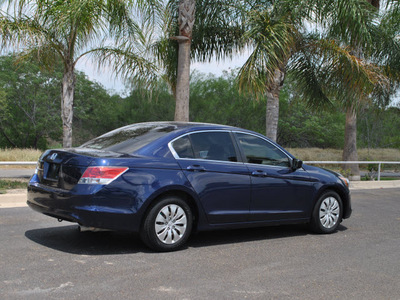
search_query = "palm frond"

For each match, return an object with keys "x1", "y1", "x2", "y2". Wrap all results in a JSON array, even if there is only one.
[
  {"x1": 0, "y1": 15, "x2": 64, "y2": 59},
  {"x1": 152, "y1": 37, "x2": 178, "y2": 95},
  {"x1": 288, "y1": 49, "x2": 333, "y2": 109},
  {"x1": 325, "y1": 0, "x2": 378, "y2": 50},
  {"x1": 88, "y1": 46, "x2": 159, "y2": 90},
  {"x1": 237, "y1": 8, "x2": 297, "y2": 96},
  {"x1": 293, "y1": 35, "x2": 390, "y2": 109},
  {"x1": 190, "y1": 0, "x2": 248, "y2": 62}
]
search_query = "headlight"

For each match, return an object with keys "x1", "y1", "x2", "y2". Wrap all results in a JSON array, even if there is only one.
[{"x1": 339, "y1": 176, "x2": 350, "y2": 188}]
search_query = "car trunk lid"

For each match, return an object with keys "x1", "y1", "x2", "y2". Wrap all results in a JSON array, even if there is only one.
[{"x1": 36, "y1": 148, "x2": 131, "y2": 190}]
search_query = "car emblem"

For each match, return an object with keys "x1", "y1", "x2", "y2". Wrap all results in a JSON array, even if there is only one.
[{"x1": 49, "y1": 153, "x2": 58, "y2": 161}]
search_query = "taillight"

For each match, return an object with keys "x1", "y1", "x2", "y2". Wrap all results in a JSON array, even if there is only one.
[{"x1": 78, "y1": 166, "x2": 129, "y2": 185}]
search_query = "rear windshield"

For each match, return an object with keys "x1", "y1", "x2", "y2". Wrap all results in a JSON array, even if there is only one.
[{"x1": 80, "y1": 123, "x2": 176, "y2": 154}]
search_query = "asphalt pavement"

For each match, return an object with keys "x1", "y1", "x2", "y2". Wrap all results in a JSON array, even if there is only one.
[
  {"x1": 0, "y1": 168, "x2": 35, "y2": 179},
  {"x1": 0, "y1": 188, "x2": 400, "y2": 299}
]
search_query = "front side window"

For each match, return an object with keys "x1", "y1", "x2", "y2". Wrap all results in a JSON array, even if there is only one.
[
  {"x1": 236, "y1": 133, "x2": 290, "y2": 167},
  {"x1": 171, "y1": 131, "x2": 238, "y2": 162}
]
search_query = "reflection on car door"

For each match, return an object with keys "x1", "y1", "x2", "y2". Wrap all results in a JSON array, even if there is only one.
[
  {"x1": 171, "y1": 131, "x2": 251, "y2": 224},
  {"x1": 235, "y1": 132, "x2": 315, "y2": 222}
]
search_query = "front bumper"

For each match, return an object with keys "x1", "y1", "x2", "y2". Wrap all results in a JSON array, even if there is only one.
[{"x1": 343, "y1": 192, "x2": 352, "y2": 219}]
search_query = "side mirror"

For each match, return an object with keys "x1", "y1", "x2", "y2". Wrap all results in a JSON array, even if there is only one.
[{"x1": 292, "y1": 158, "x2": 303, "y2": 170}]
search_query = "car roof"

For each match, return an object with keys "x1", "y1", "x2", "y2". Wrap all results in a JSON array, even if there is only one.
[
  {"x1": 95, "y1": 121, "x2": 294, "y2": 160},
  {"x1": 121, "y1": 121, "x2": 249, "y2": 134},
  {"x1": 129, "y1": 121, "x2": 238, "y2": 129}
]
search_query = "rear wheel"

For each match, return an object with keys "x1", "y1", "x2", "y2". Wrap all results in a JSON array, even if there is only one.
[
  {"x1": 140, "y1": 196, "x2": 192, "y2": 252},
  {"x1": 310, "y1": 191, "x2": 343, "y2": 234}
]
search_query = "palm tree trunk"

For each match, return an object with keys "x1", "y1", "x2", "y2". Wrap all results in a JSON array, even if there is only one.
[
  {"x1": 342, "y1": 106, "x2": 360, "y2": 180},
  {"x1": 61, "y1": 65, "x2": 75, "y2": 148},
  {"x1": 173, "y1": 0, "x2": 195, "y2": 122},
  {"x1": 175, "y1": 39, "x2": 191, "y2": 121},
  {"x1": 265, "y1": 67, "x2": 285, "y2": 142}
]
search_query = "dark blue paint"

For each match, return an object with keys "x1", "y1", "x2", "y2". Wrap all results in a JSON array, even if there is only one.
[
  {"x1": 177, "y1": 159, "x2": 251, "y2": 224},
  {"x1": 247, "y1": 164, "x2": 315, "y2": 221},
  {"x1": 27, "y1": 122, "x2": 351, "y2": 234}
]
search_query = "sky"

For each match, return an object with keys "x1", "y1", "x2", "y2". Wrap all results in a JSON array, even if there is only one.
[
  {"x1": 76, "y1": 53, "x2": 250, "y2": 96},
  {"x1": 0, "y1": 2, "x2": 249, "y2": 95}
]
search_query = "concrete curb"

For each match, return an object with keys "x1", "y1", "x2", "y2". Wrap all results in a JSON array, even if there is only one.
[
  {"x1": 349, "y1": 180, "x2": 400, "y2": 190},
  {"x1": 0, "y1": 191, "x2": 27, "y2": 208},
  {"x1": 1, "y1": 181, "x2": 400, "y2": 209}
]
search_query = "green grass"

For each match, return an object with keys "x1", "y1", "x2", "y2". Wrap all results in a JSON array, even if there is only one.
[{"x1": 0, "y1": 179, "x2": 28, "y2": 193}]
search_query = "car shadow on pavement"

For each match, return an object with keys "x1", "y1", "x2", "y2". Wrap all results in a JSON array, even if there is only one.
[
  {"x1": 25, "y1": 225, "x2": 150, "y2": 255},
  {"x1": 25, "y1": 224, "x2": 348, "y2": 254}
]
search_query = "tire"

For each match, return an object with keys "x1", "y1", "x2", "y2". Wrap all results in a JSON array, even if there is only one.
[
  {"x1": 310, "y1": 191, "x2": 343, "y2": 234},
  {"x1": 140, "y1": 196, "x2": 193, "y2": 252}
]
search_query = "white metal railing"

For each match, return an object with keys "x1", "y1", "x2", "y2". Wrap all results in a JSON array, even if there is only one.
[
  {"x1": 304, "y1": 161, "x2": 400, "y2": 181},
  {"x1": 0, "y1": 162, "x2": 37, "y2": 165}
]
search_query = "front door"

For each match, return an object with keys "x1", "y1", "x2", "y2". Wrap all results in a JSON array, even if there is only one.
[{"x1": 234, "y1": 132, "x2": 314, "y2": 222}]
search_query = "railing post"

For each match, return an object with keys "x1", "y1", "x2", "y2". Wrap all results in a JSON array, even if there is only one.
[{"x1": 378, "y1": 163, "x2": 381, "y2": 181}]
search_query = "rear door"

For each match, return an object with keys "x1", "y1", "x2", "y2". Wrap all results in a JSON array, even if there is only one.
[
  {"x1": 234, "y1": 132, "x2": 314, "y2": 222},
  {"x1": 169, "y1": 131, "x2": 251, "y2": 224}
]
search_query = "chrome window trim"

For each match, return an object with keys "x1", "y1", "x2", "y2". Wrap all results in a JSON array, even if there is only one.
[
  {"x1": 168, "y1": 129, "x2": 293, "y2": 168},
  {"x1": 168, "y1": 130, "x2": 240, "y2": 163}
]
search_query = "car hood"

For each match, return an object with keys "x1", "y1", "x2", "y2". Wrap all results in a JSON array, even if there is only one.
[{"x1": 302, "y1": 164, "x2": 342, "y2": 183}]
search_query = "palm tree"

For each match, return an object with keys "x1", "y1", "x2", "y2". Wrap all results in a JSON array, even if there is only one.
[
  {"x1": 172, "y1": 0, "x2": 196, "y2": 122},
  {"x1": 158, "y1": 0, "x2": 246, "y2": 121},
  {"x1": 238, "y1": 1, "x2": 375, "y2": 141},
  {"x1": 326, "y1": 0, "x2": 400, "y2": 178},
  {"x1": 238, "y1": 4, "x2": 298, "y2": 142},
  {"x1": 237, "y1": 0, "x2": 400, "y2": 178},
  {"x1": 0, "y1": 0, "x2": 160, "y2": 147}
]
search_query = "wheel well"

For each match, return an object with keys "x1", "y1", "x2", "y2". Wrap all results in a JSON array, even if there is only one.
[
  {"x1": 314, "y1": 186, "x2": 349, "y2": 218},
  {"x1": 142, "y1": 190, "x2": 199, "y2": 231}
]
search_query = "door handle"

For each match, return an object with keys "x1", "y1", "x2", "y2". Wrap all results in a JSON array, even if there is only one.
[
  {"x1": 186, "y1": 165, "x2": 206, "y2": 172},
  {"x1": 251, "y1": 170, "x2": 268, "y2": 177}
]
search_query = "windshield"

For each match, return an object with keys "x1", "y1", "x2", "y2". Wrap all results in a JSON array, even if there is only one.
[{"x1": 80, "y1": 123, "x2": 177, "y2": 154}]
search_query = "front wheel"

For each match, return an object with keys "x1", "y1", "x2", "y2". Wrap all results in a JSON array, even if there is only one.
[
  {"x1": 310, "y1": 191, "x2": 343, "y2": 234},
  {"x1": 140, "y1": 196, "x2": 193, "y2": 252}
]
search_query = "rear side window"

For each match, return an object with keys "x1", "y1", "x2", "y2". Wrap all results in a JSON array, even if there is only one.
[
  {"x1": 171, "y1": 136, "x2": 194, "y2": 158},
  {"x1": 80, "y1": 123, "x2": 176, "y2": 154},
  {"x1": 171, "y1": 131, "x2": 238, "y2": 162},
  {"x1": 236, "y1": 133, "x2": 290, "y2": 167}
]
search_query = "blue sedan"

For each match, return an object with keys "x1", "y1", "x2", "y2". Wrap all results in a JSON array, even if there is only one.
[{"x1": 28, "y1": 122, "x2": 351, "y2": 251}]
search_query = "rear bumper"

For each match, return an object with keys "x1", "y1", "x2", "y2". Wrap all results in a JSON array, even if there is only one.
[
  {"x1": 27, "y1": 181, "x2": 142, "y2": 232},
  {"x1": 27, "y1": 200, "x2": 93, "y2": 224}
]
